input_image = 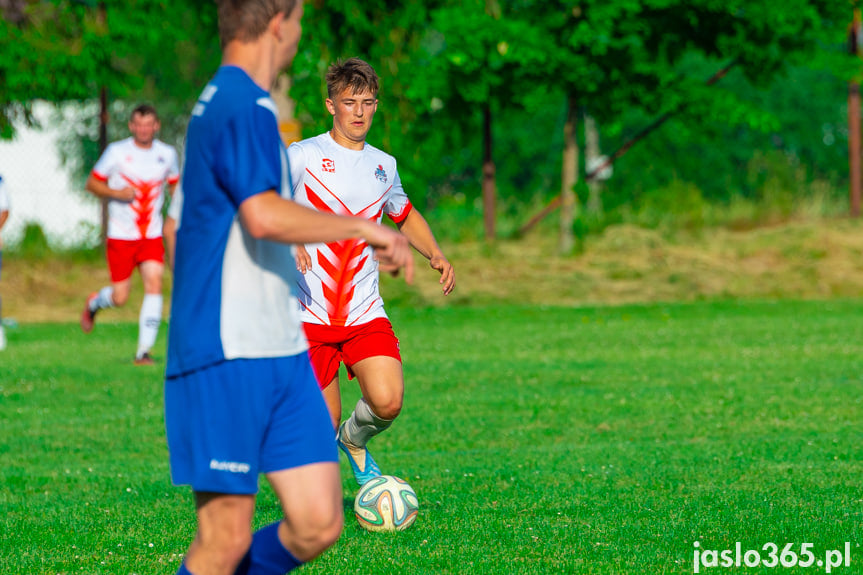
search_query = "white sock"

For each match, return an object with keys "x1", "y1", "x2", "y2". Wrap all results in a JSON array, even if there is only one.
[
  {"x1": 91, "y1": 286, "x2": 115, "y2": 312},
  {"x1": 343, "y1": 398, "x2": 393, "y2": 448},
  {"x1": 136, "y1": 294, "x2": 162, "y2": 358}
]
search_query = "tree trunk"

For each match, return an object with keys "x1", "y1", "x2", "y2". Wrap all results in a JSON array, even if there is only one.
[
  {"x1": 584, "y1": 113, "x2": 602, "y2": 217},
  {"x1": 99, "y1": 85, "x2": 109, "y2": 245},
  {"x1": 850, "y1": 8, "x2": 862, "y2": 218},
  {"x1": 559, "y1": 94, "x2": 579, "y2": 254},
  {"x1": 482, "y1": 103, "x2": 496, "y2": 241}
]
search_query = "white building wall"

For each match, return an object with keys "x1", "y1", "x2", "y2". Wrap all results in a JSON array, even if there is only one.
[{"x1": 0, "y1": 102, "x2": 101, "y2": 248}]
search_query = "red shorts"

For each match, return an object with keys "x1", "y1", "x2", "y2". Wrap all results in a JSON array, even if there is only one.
[
  {"x1": 106, "y1": 237, "x2": 164, "y2": 282},
  {"x1": 303, "y1": 318, "x2": 401, "y2": 389}
]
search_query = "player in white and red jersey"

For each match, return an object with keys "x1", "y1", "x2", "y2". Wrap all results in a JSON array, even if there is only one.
[
  {"x1": 289, "y1": 58, "x2": 455, "y2": 486},
  {"x1": 80, "y1": 104, "x2": 180, "y2": 365}
]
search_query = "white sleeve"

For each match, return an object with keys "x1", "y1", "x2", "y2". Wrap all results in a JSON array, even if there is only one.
[
  {"x1": 384, "y1": 162, "x2": 411, "y2": 223},
  {"x1": 168, "y1": 147, "x2": 181, "y2": 184},
  {"x1": 0, "y1": 178, "x2": 9, "y2": 212},
  {"x1": 286, "y1": 142, "x2": 307, "y2": 199},
  {"x1": 91, "y1": 142, "x2": 119, "y2": 180},
  {"x1": 167, "y1": 182, "x2": 183, "y2": 226}
]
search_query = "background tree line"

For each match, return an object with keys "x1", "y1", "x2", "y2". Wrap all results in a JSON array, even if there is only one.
[{"x1": 0, "y1": 0, "x2": 857, "y2": 248}]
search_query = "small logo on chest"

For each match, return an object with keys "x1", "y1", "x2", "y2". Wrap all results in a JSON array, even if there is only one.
[
  {"x1": 322, "y1": 158, "x2": 335, "y2": 173},
  {"x1": 375, "y1": 165, "x2": 387, "y2": 183}
]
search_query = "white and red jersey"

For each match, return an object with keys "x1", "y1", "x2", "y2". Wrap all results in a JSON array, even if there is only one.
[
  {"x1": 288, "y1": 132, "x2": 412, "y2": 327},
  {"x1": 91, "y1": 137, "x2": 180, "y2": 240}
]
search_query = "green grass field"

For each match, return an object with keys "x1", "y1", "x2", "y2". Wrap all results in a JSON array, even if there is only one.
[{"x1": 3, "y1": 300, "x2": 862, "y2": 574}]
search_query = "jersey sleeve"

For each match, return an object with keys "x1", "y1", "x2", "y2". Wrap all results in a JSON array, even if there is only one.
[
  {"x1": 91, "y1": 143, "x2": 119, "y2": 181},
  {"x1": 384, "y1": 162, "x2": 412, "y2": 223},
  {"x1": 213, "y1": 99, "x2": 283, "y2": 207},
  {"x1": 167, "y1": 182, "x2": 183, "y2": 224},
  {"x1": 286, "y1": 142, "x2": 307, "y2": 199},
  {"x1": 0, "y1": 178, "x2": 9, "y2": 212},
  {"x1": 167, "y1": 147, "x2": 181, "y2": 185}
]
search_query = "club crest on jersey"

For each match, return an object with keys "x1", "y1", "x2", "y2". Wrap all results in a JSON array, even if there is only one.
[
  {"x1": 375, "y1": 165, "x2": 387, "y2": 183},
  {"x1": 322, "y1": 158, "x2": 335, "y2": 173}
]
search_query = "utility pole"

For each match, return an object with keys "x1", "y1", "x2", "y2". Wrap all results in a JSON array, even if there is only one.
[
  {"x1": 97, "y1": 0, "x2": 109, "y2": 241},
  {"x1": 850, "y1": 6, "x2": 862, "y2": 218}
]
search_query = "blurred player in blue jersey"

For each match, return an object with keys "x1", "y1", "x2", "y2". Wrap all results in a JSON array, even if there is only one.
[{"x1": 165, "y1": 2, "x2": 414, "y2": 574}]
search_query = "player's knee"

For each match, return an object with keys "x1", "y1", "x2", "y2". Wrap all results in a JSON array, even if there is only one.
[
  {"x1": 374, "y1": 396, "x2": 402, "y2": 421},
  {"x1": 200, "y1": 530, "x2": 252, "y2": 568},
  {"x1": 286, "y1": 499, "x2": 343, "y2": 559},
  {"x1": 112, "y1": 290, "x2": 130, "y2": 306},
  {"x1": 302, "y1": 507, "x2": 344, "y2": 556}
]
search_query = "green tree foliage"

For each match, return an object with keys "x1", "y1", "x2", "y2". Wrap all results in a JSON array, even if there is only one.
[
  {"x1": 0, "y1": 0, "x2": 220, "y2": 139},
  {"x1": 1, "y1": 0, "x2": 858, "y2": 237}
]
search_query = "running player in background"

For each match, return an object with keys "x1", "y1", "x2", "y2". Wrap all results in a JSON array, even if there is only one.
[
  {"x1": 289, "y1": 57, "x2": 455, "y2": 485},
  {"x1": 165, "y1": 2, "x2": 414, "y2": 574},
  {"x1": 80, "y1": 104, "x2": 179, "y2": 365},
  {"x1": 0, "y1": 174, "x2": 9, "y2": 351}
]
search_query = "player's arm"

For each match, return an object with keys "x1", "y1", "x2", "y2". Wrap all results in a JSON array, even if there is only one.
[
  {"x1": 85, "y1": 174, "x2": 135, "y2": 202},
  {"x1": 0, "y1": 209, "x2": 8, "y2": 231},
  {"x1": 163, "y1": 215, "x2": 177, "y2": 271},
  {"x1": 239, "y1": 191, "x2": 414, "y2": 284},
  {"x1": 396, "y1": 208, "x2": 455, "y2": 295}
]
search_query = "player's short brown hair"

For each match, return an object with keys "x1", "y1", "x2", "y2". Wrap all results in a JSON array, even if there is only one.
[
  {"x1": 326, "y1": 58, "x2": 379, "y2": 100},
  {"x1": 131, "y1": 104, "x2": 158, "y2": 121},
  {"x1": 217, "y1": 0, "x2": 299, "y2": 47}
]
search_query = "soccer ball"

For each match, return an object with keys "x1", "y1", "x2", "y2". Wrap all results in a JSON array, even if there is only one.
[{"x1": 353, "y1": 475, "x2": 419, "y2": 532}]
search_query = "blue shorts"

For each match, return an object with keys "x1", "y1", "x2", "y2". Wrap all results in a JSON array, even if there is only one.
[{"x1": 164, "y1": 354, "x2": 338, "y2": 494}]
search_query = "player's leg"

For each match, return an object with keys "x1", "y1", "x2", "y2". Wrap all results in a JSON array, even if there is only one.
[
  {"x1": 321, "y1": 377, "x2": 342, "y2": 430},
  {"x1": 81, "y1": 239, "x2": 133, "y2": 332},
  {"x1": 303, "y1": 323, "x2": 345, "y2": 431},
  {"x1": 244, "y1": 353, "x2": 341, "y2": 574},
  {"x1": 264, "y1": 463, "x2": 343, "y2": 563},
  {"x1": 135, "y1": 254, "x2": 164, "y2": 363},
  {"x1": 337, "y1": 318, "x2": 403, "y2": 484},
  {"x1": 337, "y1": 356, "x2": 402, "y2": 484},
  {"x1": 352, "y1": 356, "x2": 404, "y2": 422},
  {"x1": 179, "y1": 492, "x2": 255, "y2": 575},
  {"x1": 165, "y1": 359, "x2": 280, "y2": 574}
]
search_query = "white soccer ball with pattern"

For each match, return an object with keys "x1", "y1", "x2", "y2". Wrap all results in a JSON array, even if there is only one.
[{"x1": 353, "y1": 475, "x2": 419, "y2": 532}]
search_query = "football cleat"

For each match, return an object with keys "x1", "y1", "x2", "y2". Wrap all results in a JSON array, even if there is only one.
[
  {"x1": 337, "y1": 422, "x2": 382, "y2": 486},
  {"x1": 134, "y1": 352, "x2": 155, "y2": 366},
  {"x1": 80, "y1": 292, "x2": 98, "y2": 333}
]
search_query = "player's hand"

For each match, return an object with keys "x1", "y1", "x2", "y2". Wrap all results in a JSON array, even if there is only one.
[
  {"x1": 364, "y1": 223, "x2": 414, "y2": 285},
  {"x1": 114, "y1": 186, "x2": 136, "y2": 202},
  {"x1": 430, "y1": 254, "x2": 455, "y2": 295},
  {"x1": 377, "y1": 261, "x2": 402, "y2": 278},
  {"x1": 295, "y1": 245, "x2": 312, "y2": 273}
]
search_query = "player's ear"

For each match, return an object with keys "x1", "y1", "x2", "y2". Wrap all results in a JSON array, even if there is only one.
[
  {"x1": 325, "y1": 99, "x2": 336, "y2": 115},
  {"x1": 270, "y1": 10, "x2": 286, "y2": 39}
]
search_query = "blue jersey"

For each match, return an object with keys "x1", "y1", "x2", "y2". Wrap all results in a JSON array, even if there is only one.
[{"x1": 167, "y1": 66, "x2": 306, "y2": 377}]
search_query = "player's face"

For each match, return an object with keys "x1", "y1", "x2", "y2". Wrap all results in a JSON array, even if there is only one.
[
  {"x1": 326, "y1": 88, "x2": 378, "y2": 150},
  {"x1": 128, "y1": 113, "x2": 159, "y2": 148},
  {"x1": 277, "y1": 2, "x2": 304, "y2": 70}
]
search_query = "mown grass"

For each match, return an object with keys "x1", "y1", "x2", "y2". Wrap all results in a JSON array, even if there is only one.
[
  {"x1": 2, "y1": 300, "x2": 862, "y2": 574},
  {"x1": 7, "y1": 218, "x2": 863, "y2": 324}
]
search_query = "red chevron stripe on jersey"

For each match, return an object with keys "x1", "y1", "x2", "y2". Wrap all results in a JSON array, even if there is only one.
[
  {"x1": 304, "y1": 178, "x2": 387, "y2": 326},
  {"x1": 123, "y1": 175, "x2": 163, "y2": 240}
]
